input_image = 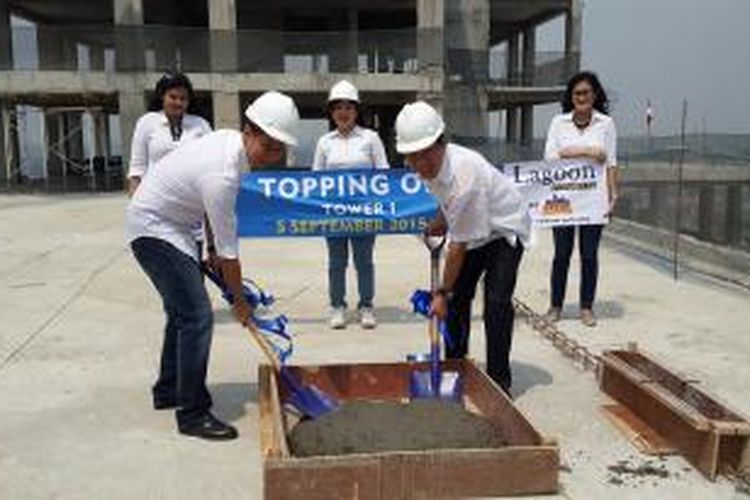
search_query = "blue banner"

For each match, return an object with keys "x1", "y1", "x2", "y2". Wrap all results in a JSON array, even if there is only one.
[{"x1": 236, "y1": 169, "x2": 438, "y2": 237}]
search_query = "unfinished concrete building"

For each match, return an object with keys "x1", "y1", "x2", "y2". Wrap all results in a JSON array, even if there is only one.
[{"x1": 0, "y1": 0, "x2": 581, "y2": 190}]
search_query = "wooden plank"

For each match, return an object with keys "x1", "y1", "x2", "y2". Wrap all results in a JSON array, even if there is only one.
[
  {"x1": 378, "y1": 447, "x2": 558, "y2": 498},
  {"x1": 265, "y1": 447, "x2": 558, "y2": 499},
  {"x1": 258, "y1": 364, "x2": 289, "y2": 459},
  {"x1": 606, "y1": 350, "x2": 746, "y2": 423},
  {"x1": 265, "y1": 455, "x2": 381, "y2": 500},
  {"x1": 600, "y1": 354, "x2": 712, "y2": 430},
  {"x1": 600, "y1": 363, "x2": 721, "y2": 479},
  {"x1": 600, "y1": 403, "x2": 676, "y2": 455}
]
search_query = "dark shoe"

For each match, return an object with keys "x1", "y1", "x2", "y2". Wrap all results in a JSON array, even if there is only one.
[
  {"x1": 178, "y1": 413, "x2": 238, "y2": 441},
  {"x1": 153, "y1": 395, "x2": 177, "y2": 410}
]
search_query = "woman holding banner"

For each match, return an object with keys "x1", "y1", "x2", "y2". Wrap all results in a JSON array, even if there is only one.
[
  {"x1": 313, "y1": 80, "x2": 390, "y2": 330},
  {"x1": 543, "y1": 71, "x2": 619, "y2": 327}
]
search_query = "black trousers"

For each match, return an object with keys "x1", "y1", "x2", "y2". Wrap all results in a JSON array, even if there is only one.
[
  {"x1": 550, "y1": 224, "x2": 603, "y2": 309},
  {"x1": 445, "y1": 238, "x2": 524, "y2": 392}
]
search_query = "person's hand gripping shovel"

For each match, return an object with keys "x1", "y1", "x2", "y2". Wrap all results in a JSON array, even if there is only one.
[
  {"x1": 408, "y1": 235, "x2": 464, "y2": 401},
  {"x1": 203, "y1": 266, "x2": 338, "y2": 419}
]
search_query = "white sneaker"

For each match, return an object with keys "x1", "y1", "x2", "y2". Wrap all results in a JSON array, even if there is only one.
[
  {"x1": 359, "y1": 307, "x2": 377, "y2": 329},
  {"x1": 329, "y1": 307, "x2": 347, "y2": 330}
]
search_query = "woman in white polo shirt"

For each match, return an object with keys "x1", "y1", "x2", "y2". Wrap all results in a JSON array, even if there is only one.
[
  {"x1": 127, "y1": 72, "x2": 211, "y2": 196},
  {"x1": 312, "y1": 80, "x2": 390, "y2": 330},
  {"x1": 543, "y1": 71, "x2": 619, "y2": 327}
]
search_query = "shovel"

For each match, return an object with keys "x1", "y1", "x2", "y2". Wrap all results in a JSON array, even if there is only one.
[
  {"x1": 246, "y1": 320, "x2": 338, "y2": 419},
  {"x1": 409, "y1": 235, "x2": 463, "y2": 401},
  {"x1": 204, "y1": 266, "x2": 338, "y2": 419}
]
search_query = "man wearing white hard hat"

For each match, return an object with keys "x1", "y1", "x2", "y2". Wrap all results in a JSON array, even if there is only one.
[
  {"x1": 313, "y1": 80, "x2": 389, "y2": 330},
  {"x1": 395, "y1": 101, "x2": 531, "y2": 394},
  {"x1": 126, "y1": 91, "x2": 299, "y2": 440}
]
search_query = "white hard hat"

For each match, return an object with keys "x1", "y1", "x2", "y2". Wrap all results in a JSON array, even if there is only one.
[
  {"x1": 328, "y1": 80, "x2": 359, "y2": 103},
  {"x1": 395, "y1": 101, "x2": 445, "y2": 154},
  {"x1": 244, "y1": 91, "x2": 300, "y2": 146}
]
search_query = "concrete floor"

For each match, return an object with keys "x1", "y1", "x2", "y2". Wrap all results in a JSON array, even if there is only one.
[{"x1": 1, "y1": 194, "x2": 748, "y2": 499}]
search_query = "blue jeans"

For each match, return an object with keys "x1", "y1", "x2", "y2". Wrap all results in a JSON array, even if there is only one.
[
  {"x1": 550, "y1": 224, "x2": 604, "y2": 309},
  {"x1": 131, "y1": 237, "x2": 213, "y2": 425},
  {"x1": 325, "y1": 235, "x2": 375, "y2": 309}
]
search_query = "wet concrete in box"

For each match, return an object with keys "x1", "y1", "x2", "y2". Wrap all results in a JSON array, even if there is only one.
[{"x1": 289, "y1": 399, "x2": 508, "y2": 457}]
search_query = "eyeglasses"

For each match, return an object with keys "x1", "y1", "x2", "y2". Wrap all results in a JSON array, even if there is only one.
[{"x1": 573, "y1": 89, "x2": 593, "y2": 97}]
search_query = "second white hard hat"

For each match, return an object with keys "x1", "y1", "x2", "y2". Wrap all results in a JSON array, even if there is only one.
[
  {"x1": 244, "y1": 91, "x2": 300, "y2": 146},
  {"x1": 395, "y1": 101, "x2": 445, "y2": 154},
  {"x1": 328, "y1": 80, "x2": 359, "y2": 103}
]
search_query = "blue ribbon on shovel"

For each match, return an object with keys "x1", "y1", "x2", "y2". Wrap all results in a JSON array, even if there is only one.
[
  {"x1": 410, "y1": 289, "x2": 455, "y2": 352},
  {"x1": 204, "y1": 268, "x2": 292, "y2": 363}
]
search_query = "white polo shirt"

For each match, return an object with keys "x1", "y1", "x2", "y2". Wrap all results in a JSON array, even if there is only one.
[
  {"x1": 543, "y1": 110, "x2": 618, "y2": 168},
  {"x1": 424, "y1": 144, "x2": 531, "y2": 250},
  {"x1": 126, "y1": 130, "x2": 247, "y2": 261},
  {"x1": 312, "y1": 126, "x2": 390, "y2": 170},
  {"x1": 127, "y1": 111, "x2": 212, "y2": 179}
]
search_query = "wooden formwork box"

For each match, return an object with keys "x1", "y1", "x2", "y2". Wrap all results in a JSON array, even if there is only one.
[
  {"x1": 599, "y1": 348, "x2": 750, "y2": 479},
  {"x1": 258, "y1": 359, "x2": 559, "y2": 499}
]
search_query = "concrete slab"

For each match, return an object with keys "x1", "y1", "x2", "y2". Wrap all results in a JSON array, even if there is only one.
[{"x1": 0, "y1": 194, "x2": 748, "y2": 499}]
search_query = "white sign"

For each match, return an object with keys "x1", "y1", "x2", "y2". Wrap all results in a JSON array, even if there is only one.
[{"x1": 501, "y1": 159, "x2": 609, "y2": 227}]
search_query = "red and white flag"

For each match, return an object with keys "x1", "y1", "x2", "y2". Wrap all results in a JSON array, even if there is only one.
[{"x1": 646, "y1": 99, "x2": 655, "y2": 128}]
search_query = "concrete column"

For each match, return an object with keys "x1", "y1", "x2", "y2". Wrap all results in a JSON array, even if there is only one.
[
  {"x1": 45, "y1": 112, "x2": 63, "y2": 180},
  {"x1": 114, "y1": 0, "x2": 144, "y2": 71},
  {"x1": 444, "y1": 0, "x2": 489, "y2": 140},
  {"x1": 698, "y1": 184, "x2": 715, "y2": 242},
  {"x1": 209, "y1": 0, "x2": 237, "y2": 72},
  {"x1": 522, "y1": 26, "x2": 536, "y2": 86},
  {"x1": 118, "y1": 82, "x2": 146, "y2": 183},
  {"x1": 520, "y1": 104, "x2": 534, "y2": 149},
  {"x1": 506, "y1": 106, "x2": 519, "y2": 144},
  {"x1": 2, "y1": 104, "x2": 19, "y2": 185},
  {"x1": 65, "y1": 113, "x2": 84, "y2": 162},
  {"x1": 0, "y1": 103, "x2": 8, "y2": 185},
  {"x1": 0, "y1": 0, "x2": 11, "y2": 70},
  {"x1": 209, "y1": 0, "x2": 239, "y2": 128},
  {"x1": 417, "y1": 0, "x2": 444, "y2": 71},
  {"x1": 94, "y1": 113, "x2": 110, "y2": 159},
  {"x1": 212, "y1": 92, "x2": 239, "y2": 130},
  {"x1": 416, "y1": 0, "x2": 445, "y2": 113},
  {"x1": 507, "y1": 33, "x2": 520, "y2": 85},
  {"x1": 565, "y1": 0, "x2": 582, "y2": 77},
  {"x1": 725, "y1": 184, "x2": 743, "y2": 246}
]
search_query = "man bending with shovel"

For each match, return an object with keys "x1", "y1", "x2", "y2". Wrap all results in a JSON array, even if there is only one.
[
  {"x1": 395, "y1": 101, "x2": 531, "y2": 395},
  {"x1": 126, "y1": 91, "x2": 300, "y2": 440}
]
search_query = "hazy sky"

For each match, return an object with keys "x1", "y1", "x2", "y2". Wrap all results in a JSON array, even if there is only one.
[{"x1": 579, "y1": 0, "x2": 750, "y2": 136}]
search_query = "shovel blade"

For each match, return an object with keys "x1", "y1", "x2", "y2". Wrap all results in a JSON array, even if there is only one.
[
  {"x1": 280, "y1": 367, "x2": 339, "y2": 419},
  {"x1": 409, "y1": 369, "x2": 463, "y2": 402}
]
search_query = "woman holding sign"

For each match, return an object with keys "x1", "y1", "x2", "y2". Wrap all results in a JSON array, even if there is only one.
[
  {"x1": 543, "y1": 71, "x2": 618, "y2": 327},
  {"x1": 313, "y1": 80, "x2": 390, "y2": 330}
]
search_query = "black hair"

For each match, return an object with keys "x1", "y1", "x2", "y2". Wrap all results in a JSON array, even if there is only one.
[
  {"x1": 326, "y1": 99, "x2": 367, "y2": 131},
  {"x1": 561, "y1": 71, "x2": 610, "y2": 115},
  {"x1": 147, "y1": 71, "x2": 197, "y2": 113}
]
